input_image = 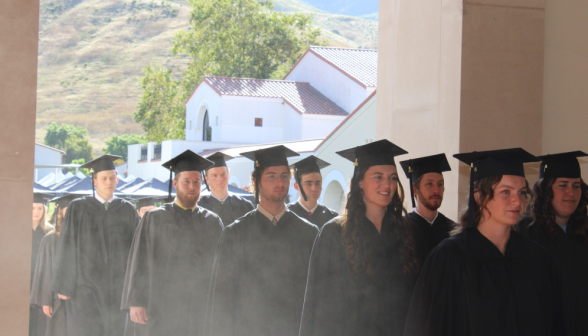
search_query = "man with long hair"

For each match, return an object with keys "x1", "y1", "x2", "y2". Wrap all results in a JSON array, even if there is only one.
[
  {"x1": 519, "y1": 151, "x2": 588, "y2": 336},
  {"x1": 400, "y1": 154, "x2": 455, "y2": 263},
  {"x1": 198, "y1": 152, "x2": 254, "y2": 227},
  {"x1": 207, "y1": 145, "x2": 319, "y2": 336},
  {"x1": 287, "y1": 155, "x2": 338, "y2": 229},
  {"x1": 52, "y1": 155, "x2": 139, "y2": 336},
  {"x1": 121, "y1": 150, "x2": 223, "y2": 336}
]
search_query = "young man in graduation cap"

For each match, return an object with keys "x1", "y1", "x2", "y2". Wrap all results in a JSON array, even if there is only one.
[
  {"x1": 121, "y1": 150, "x2": 223, "y2": 336},
  {"x1": 198, "y1": 151, "x2": 254, "y2": 227},
  {"x1": 207, "y1": 145, "x2": 319, "y2": 336},
  {"x1": 287, "y1": 155, "x2": 338, "y2": 229},
  {"x1": 134, "y1": 197, "x2": 156, "y2": 218},
  {"x1": 51, "y1": 155, "x2": 140, "y2": 336},
  {"x1": 400, "y1": 153, "x2": 455, "y2": 263}
]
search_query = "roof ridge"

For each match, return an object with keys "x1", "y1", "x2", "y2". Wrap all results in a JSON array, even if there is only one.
[
  {"x1": 217, "y1": 138, "x2": 325, "y2": 150},
  {"x1": 309, "y1": 45, "x2": 378, "y2": 52},
  {"x1": 204, "y1": 76, "x2": 309, "y2": 84}
]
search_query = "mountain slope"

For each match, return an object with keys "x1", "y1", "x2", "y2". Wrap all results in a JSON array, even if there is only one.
[{"x1": 35, "y1": 0, "x2": 378, "y2": 153}]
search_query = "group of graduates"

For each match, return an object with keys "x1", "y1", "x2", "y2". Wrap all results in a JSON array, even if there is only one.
[{"x1": 28, "y1": 139, "x2": 588, "y2": 336}]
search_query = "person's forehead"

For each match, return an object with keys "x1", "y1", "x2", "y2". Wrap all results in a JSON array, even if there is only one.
[
  {"x1": 495, "y1": 175, "x2": 526, "y2": 188},
  {"x1": 96, "y1": 170, "x2": 117, "y2": 177},
  {"x1": 264, "y1": 166, "x2": 289, "y2": 174},
  {"x1": 420, "y1": 172, "x2": 444, "y2": 181},
  {"x1": 366, "y1": 164, "x2": 397, "y2": 174},
  {"x1": 208, "y1": 167, "x2": 228, "y2": 174},
  {"x1": 300, "y1": 172, "x2": 322, "y2": 182},
  {"x1": 178, "y1": 171, "x2": 202, "y2": 179}
]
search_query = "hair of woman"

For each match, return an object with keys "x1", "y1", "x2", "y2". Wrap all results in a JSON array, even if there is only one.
[
  {"x1": 453, "y1": 175, "x2": 530, "y2": 236},
  {"x1": 529, "y1": 177, "x2": 588, "y2": 243},
  {"x1": 47, "y1": 206, "x2": 65, "y2": 236},
  {"x1": 339, "y1": 165, "x2": 420, "y2": 275}
]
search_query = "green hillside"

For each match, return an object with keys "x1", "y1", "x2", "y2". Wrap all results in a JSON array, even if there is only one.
[{"x1": 35, "y1": 0, "x2": 378, "y2": 154}]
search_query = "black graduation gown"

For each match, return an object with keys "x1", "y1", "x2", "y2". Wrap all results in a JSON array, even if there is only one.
[
  {"x1": 51, "y1": 197, "x2": 139, "y2": 336},
  {"x1": 287, "y1": 202, "x2": 338, "y2": 229},
  {"x1": 519, "y1": 217, "x2": 588, "y2": 336},
  {"x1": 121, "y1": 203, "x2": 223, "y2": 336},
  {"x1": 197, "y1": 194, "x2": 254, "y2": 227},
  {"x1": 408, "y1": 211, "x2": 455, "y2": 265},
  {"x1": 30, "y1": 233, "x2": 67, "y2": 336},
  {"x1": 299, "y1": 215, "x2": 418, "y2": 336},
  {"x1": 404, "y1": 228, "x2": 564, "y2": 336},
  {"x1": 30, "y1": 226, "x2": 49, "y2": 336},
  {"x1": 207, "y1": 209, "x2": 319, "y2": 336}
]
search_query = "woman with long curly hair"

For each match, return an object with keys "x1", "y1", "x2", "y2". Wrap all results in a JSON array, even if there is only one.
[
  {"x1": 518, "y1": 151, "x2": 588, "y2": 336},
  {"x1": 299, "y1": 140, "x2": 420, "y2": 336},
  {"x1": 404, "y1": 149, "x2": 564, "y2": 336},
  {"x1": 31, "y1": 194, "x2": 77, "y2": 336}
]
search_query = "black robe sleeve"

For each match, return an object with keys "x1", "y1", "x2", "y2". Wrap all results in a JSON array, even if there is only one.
[
  {"x1": 30, "y1": 233, "x2": 59, "y2": 309},
  {"x1": 403, "y1": 240, "x2": 465, "y2": 336}
]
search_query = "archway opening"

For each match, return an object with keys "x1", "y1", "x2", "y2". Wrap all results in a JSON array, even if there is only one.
[
  {"x1": 202, "y1": 109, "x2": 211, "y2": 141},
  {"x1": 323, "y1": 180, "x2": 345, "y2": 213}
]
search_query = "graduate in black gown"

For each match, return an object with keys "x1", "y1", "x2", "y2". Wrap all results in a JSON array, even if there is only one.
[
  {"x1": 518, "y1": 151, "x2": 588, "y2": 336},
  {"x1": 300, "y1": 140, "x2": 421, "y2": 336},
  {"x1": 287, "y1": 155, "x2": 338, "y2": 229},
  {"x1": 400, "y1": 154, "x2": 456, "y2": 263},
  {"x1": 197, "y1": 152, "x2": 254, "y2": 227},
  {"x1": 404, "y1": 148, "x2": 564, "y2": 336},
  {"x1": 30, "y1": 193, "x2": 53, "y2": 336},
  {"x1": 121, "y1": 150, "x2": 223, "y2": 336},
  {"x1": 207, "y1": 145, "x2": 319, "y2": 336},
  {"x1": 52, "y1": 155, "x2": 139, "y2": 336},
  {"x1": 30, "y1": 194, "x2": 77, "y2": 336}
]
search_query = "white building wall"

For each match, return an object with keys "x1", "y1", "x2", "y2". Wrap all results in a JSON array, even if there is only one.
[
  {"x1": 34, "y1": 143, "x2": 65, "y2": 182},
  {"x1": 285, "y1": 52, "x2": 371, "y2": 113},
  {"x1": 301, "y1": 114, "x2": 346, "y2": 139},
  {"x1": 185, "y1": 83, "x2": 223, "y2": 142},
  {"x1": 220, "y1": 96, "x2": 285, "y2": 144},
  {"x1": 283, "y1": 104, "x2": 302, "y2": 141}
]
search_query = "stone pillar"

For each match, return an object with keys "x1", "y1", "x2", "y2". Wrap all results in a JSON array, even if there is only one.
[
  {"x1": 377, "y1": 0, "x2": 464, "y2": 220},
  {"x1": 0, "y1": 0, "x2": 40, "y2": 333}
]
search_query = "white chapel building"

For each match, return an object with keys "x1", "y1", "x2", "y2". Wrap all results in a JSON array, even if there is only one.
[{"x1": 127, "y1": 46, "x2": 379, "y2": 209}]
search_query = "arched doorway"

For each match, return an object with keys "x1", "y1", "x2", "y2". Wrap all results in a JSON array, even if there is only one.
[
  {"x1": 202, "y1": 109, "x2": 211, "y2": 141},
  {"x1": 323, "y1": 180, "x2": 345, "y2": 213}
]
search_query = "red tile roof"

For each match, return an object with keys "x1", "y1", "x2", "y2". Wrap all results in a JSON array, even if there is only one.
[{"x1": 191, "y1": 77, "x2": 348, "y2": 116}]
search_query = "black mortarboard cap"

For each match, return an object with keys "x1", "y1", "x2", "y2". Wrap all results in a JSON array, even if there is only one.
[
  {"x1": 135, "y1": 197, "x2": 156, "y2": 210},
  {"x1": 162, "y1": 150, "x2": 214, "y2": 199},
  {"x1": 33, "y1": 192, "x2": 51, "y2": 205},
  {"x1": 453, "y1": 148, "x2": 539, "y2": 228},
  {"x1": 241, "y1": 145, "x2": 299, "y2": 202},
  {"x1": 81, "y1": 155, "x2": 120, "y2": 174},
  {"x1": 289, "y1": 155, "x2": 330, "y2": 202},
  {"x1": 400, "y1": 153, "x2": 451, "y2": 208},
  {"x1": 50, "y1": 194, "x2": 78, "y2": 209},
  {"x1": 205, "y1": 152, "x2": 233, "y2": 169},
  {"x1": 240, "y1": 145, "x2": 299, "y2": 169},
  {"x1": 336, "y1": 139, "x2": 408, "y2": 169},
  {"x1": 538, "y1": 151, "x2": 587, "y2": 179}
]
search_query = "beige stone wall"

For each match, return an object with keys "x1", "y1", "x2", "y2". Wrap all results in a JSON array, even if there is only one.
[
  {"x1": 542, "y1": 0, "x2": 588, "y2": 177},
  {"x1": 377, "y1": 0, "x2": 464, "y2": 220},
  {"x1": 0, "y1": 0, "x2": 40, "y2": 333}
]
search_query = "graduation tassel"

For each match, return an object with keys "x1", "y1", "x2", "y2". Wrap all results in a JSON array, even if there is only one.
[
  {"x1": 202, "y1": 170, "x2": 210, "y2": 191},
  {"x1": 409, "y1": 160, "x2": 416, "y2": 208},
  {"x1": 167, "y1": 166, "x2": 173, "y2": 201},
  {"x1": 297, "y1": 169, "x2": 308, "y2": 202},
  {"x1": 91, "y1": 170, "x2": 95, "y2": 198},
  {"x1": 467, "y1": 162, "x2": 477, "y2": 228}
]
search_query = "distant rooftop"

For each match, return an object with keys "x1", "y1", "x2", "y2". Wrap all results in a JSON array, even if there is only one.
[
  {"x1": 198, "y1": 138, "x2": 324, "y2": 158},
  {"x1": 288, "y1": 46, "x2": 378, "y2": 88},
  {"x1": 199, "y1": 77, "x2": 348, "y2": 116}
]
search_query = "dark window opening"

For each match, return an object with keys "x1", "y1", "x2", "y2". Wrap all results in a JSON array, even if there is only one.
[
  {"x1": 203, "y1": 110, "x2": 211, "y2": 141},
  {"x1": 153, "y1": 144, "x2": 162, "y2": 160},
  {"x1": 140, "y1": 146, "x2": 148, "y2": 161},
  {"x1": 255, "y1": 118, "x2": 263, "y2": 127}
]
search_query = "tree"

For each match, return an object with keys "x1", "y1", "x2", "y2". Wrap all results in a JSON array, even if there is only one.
[
  {"x1": 134, "y1": 64, "x2": 186, "y2": 143},
  {"x1": 103, "y1": 134, "x2": 148, "y2": 161},
  {"x1": 134, "y1": 0, "x2": 323, "y2": 142},
  {"x1": 44, "y1": 122, "x2": 88, "y2": 149},
  {"x1": 64, "y1": 135, "x2": 93, "y2": 163},
  {"x1": 69, "y1": 158, "x2": 90, "y2": 175}
]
